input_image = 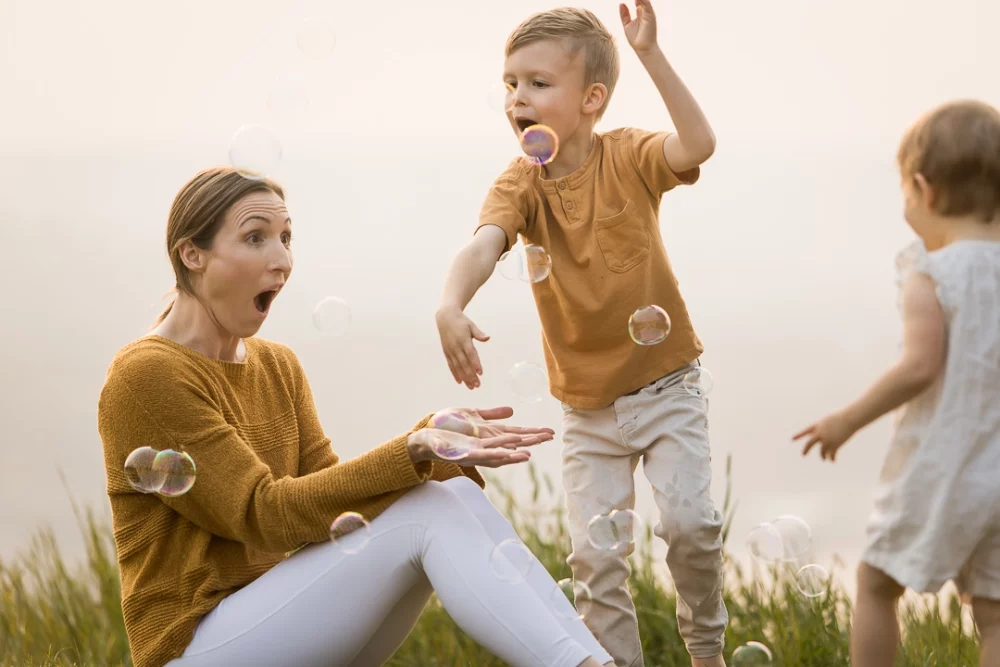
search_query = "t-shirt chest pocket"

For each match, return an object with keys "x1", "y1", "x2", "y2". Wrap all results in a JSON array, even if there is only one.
[{"x1": 593, "y1": 199, "x2": 650, "y2": 273}]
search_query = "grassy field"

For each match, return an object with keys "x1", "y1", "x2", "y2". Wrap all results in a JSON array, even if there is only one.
[{"x1": 0, "y1": 457, "x2": 980, "y2": 666}]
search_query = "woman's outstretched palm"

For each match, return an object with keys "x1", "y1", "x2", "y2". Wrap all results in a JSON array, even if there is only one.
[{"x1": 421, "y1": 406, "x2": 555, "y2": 468}]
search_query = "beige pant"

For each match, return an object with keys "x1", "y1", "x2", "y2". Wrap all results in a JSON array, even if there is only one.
[{"x1": 560, "y1": 361, "x2": 728, "y2": 666}]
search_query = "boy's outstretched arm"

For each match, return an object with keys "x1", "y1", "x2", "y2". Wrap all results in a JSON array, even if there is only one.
[
  {"x1": 620, "y1": 0, "x2": 716, "y2": 173},
  {"x1": 436, "y1": 225, "x2": 507, "y2": 390}
]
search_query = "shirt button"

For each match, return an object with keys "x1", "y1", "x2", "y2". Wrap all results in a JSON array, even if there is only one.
[
  {"x1": 565, "y1": 201, "x2": 574, "y2": 210},
  {"x1": 558, "y1": 181, "x2": 567, "y2": 190}
]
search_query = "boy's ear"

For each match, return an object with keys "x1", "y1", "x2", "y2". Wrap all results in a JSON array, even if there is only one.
[
  {"x1": 582, "y1": 82, "x2": 608, "y2": 116},
  {"x1": 913, "y1": 173, "x2": 938, "y2": 210}
]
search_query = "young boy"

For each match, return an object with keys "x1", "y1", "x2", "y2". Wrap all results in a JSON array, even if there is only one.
[{"x1": 435, "y1": 3, "x2": 726, "y2": 666}]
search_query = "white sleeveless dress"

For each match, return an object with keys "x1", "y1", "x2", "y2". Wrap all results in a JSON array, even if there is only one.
[{"x1": 861, "y1": 239, "x2": 1000, "y2": 596}]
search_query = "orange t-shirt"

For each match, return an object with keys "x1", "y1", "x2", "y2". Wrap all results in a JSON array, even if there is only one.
[{"x1": 476, "y1": 127, "x2": 704, "y2": 409}]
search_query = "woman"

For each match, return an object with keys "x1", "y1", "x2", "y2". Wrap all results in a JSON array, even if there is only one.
[{"x1": 97, "y1": 166, "x2": 616, "y2": 667}]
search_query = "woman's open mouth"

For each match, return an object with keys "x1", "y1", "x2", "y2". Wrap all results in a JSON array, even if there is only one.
[{"x1": 254, "y1": 290, "x2": 278, "y2": 314}]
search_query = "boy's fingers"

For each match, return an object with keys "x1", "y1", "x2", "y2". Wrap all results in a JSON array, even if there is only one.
[
  {"x1": 470, "y1": 323, "x2": 490, "y2": 342},
  {"x1": 791, "y1": 425, "x2": 813, "y2": 440}
]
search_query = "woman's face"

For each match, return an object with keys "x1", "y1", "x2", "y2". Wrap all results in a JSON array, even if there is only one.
[{"x1": 192, "y1": 189, "x2": 293, "y2": 337}]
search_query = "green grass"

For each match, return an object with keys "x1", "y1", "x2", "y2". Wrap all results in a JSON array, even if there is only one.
[{"x1": 0, "y1": 457, "x2": 981, "y2": 666}]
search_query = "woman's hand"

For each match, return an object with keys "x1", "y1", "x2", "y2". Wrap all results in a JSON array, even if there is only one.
[{"x1": 408, "y1": 406, "x2": 554, "y2": 468}]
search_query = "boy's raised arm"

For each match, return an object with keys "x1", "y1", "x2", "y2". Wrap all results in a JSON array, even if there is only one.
[{"x1": 435, "y1": 225, "x2": 508, "y2": 390}]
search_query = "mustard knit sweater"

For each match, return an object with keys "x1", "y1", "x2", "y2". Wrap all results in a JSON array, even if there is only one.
[{"x1": 97, "y1": 335, "x2": 483, "y2": 667}]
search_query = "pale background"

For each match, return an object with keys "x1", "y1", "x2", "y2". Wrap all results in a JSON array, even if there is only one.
[{"x1": 1, "y1": 0, "x2": 997, "y2": 600}]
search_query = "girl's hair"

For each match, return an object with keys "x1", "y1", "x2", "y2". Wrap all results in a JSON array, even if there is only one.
[
  {"x1": 897, "y1": 99, "x2": 1000, "y2": 223},
  {"x1": 151, "y1": 167, "x2": 285, "y2": 329}
]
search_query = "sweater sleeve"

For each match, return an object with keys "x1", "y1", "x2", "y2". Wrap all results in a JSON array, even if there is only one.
[{"x1": 98, "y1": 367, "x2": 434, "y2": 554}]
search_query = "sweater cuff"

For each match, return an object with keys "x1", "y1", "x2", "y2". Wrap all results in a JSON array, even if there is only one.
[
  {"x1": 412, "y1": 412, "x2": 435, "y2": 431},
  {"x1": 390, "y1": 431, "x2": 433, "y2": 483}
]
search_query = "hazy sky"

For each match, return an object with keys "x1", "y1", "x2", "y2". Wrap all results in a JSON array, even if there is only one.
[{"x1": 2, "y1": 0, "x2": 998, "y2": 598}]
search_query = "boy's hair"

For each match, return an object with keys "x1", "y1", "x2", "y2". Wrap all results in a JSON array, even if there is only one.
[
  {"x1": 897, "y1": 99, "x2": 1000, "y2": 223},
  {"x1": 505, "y1": 7, "x2": 619, "y2": 120}
]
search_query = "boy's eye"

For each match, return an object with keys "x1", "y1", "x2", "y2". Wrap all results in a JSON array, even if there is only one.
[{"x1": 532, "y1": 81, "x2": 548, "y2": 88}]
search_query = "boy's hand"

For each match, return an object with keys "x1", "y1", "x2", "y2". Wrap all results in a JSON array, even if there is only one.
[
  {"x1": 619, "y1": 0, "x2": 658, "y2": 54},
  {"x1": 792, "y1": 410, "x2": 859, "y2": 462},
  {"x1": 436, "y1": 305, "x2": 489, "y2": 389}
]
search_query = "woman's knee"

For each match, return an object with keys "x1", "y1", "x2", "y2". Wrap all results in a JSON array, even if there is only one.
[{"x1": 441, "y1": 475, "x2": 487, "y2": 503}]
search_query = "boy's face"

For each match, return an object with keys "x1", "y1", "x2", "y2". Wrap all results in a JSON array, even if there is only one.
[{"x1": 502, "y1": 39, "x2": 593, "y2": 146}]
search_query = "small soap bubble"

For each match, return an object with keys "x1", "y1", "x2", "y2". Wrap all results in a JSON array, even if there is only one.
[
  {"x1": 151, "y1": 450, "x2": 197, "y2": 497},
  {"x1": 732, "y1": 641, "x2": 773, "y2": 665},
  {"x1": 229, "y1": 124, "x2": 282, "y2": 180},
  {"x1": 425, "y1": 428, "x2": 478, "y2": 462},
  {"x1": 772, "y1": 515, "x2": 812, "y2": 561},
  {"x1": 682, "y1": 367, "x2": 715, "y2": 397},
  {"x1": 587, "y1": 509, "x2": 642, "y2": 551},
  {"x1": 429, "y1": 409, "x2": 481, "y2": 437},
  {"x1": 552, "y1": 578, "x2": 593, "y2": 619},
  {"x1": 628, "y1": 305, "x2": 671, "y2": 346},
  {"x1": 329, "y1": 511, "x2": 371, "y2": 555},
  {"x1": 520, "y1": 124, "x2": 559, "y2": 166},
  {"x1": 508, "y1": 361, "x2": 547, "y2": 403},
  {"x1": 796, "y1": 563, "x2": 830, "y2": 598},
  {"x1": 312, "y1": 296, "x2": 351, "y2": 336},
  {"x1": 266, "y1": 75, "x2": 310, "y2": 119},
  {"x1": 747, "y1": 522, "x2": 785, "y2": 563},
  {"x1": 490, "y1": 539, "x2": 535, "y2": 582},
  {"x1": 124, "y1": 446, "x2": 167, "y2": 494},
  {"x1": 296, "y1": 22, "x2": 336, "y2": 59},
  {"x1": 524, "y1": 244, "x2": 552, "y2": 283},
  {"x1": 488, "y1": 81, "x2": 515, "y2": 115},
  {"x1": 498, "y1": 247, "x2": 525, "y2": 281}
]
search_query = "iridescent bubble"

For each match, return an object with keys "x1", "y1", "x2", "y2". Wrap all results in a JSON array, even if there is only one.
[
  {"x1": 312, "y1": 296, "x2": 351, "y2": 336},
  {"x1": 552, "y1": 577, "x2": 593, "y2": 620},
  {"x1": 229, "y1": 124, "x2": 282, "y2": 180},
  {"x1": 429, "y1": 409, "x2": 481, "y2": 437},
  {"x1": 508, "y1": 361, "x2": 547, "y2": 403},
  {"x1": 796, "y1": 563, "x2": 830, "y2": 598},
  {"x1": 151, "y1": 449, "x2": 197, "y2": 497},
  {"x1": 587, "y1": 509, "x2": 643, "y2": 551},
  {"x1": 732, "y1": 641, "x2": 773, "y2": 665},
  {"x1": 682, "y1": 367, "x2": 715, "y2": 397},
  {"x1": 772, "y1": 515, "x2": 812, "y2": 561},
  {"x1": 524, "y1": 244, "x2": 552, "y2": 283},
  {"x1": 488, "y1": 81, "x2": 515, "y2": 115},
  {"x1": 628, "y1": 305, "x2": 671, "y2": 346},
  {"x1": 124, "y1": 446, "x2": 167, "y2": 494},
  {"x1": 296, "y1": 22, "x2": 336, "y2": 59},
  {"x1": 520, "y1": 124, "x2": 559, "y2": 166},
  {"x1": 747, "y1": 522, "x2": 785, "y2": 563},
  {"x1": 498, "y1": 247, "x2": 525, "y2": 281},
  {"x1": 425, "y1": 428, "x2": 478, "y2": 462},
  {"x1": 490, "y1": 539, "x2": 535, "y2": 582},
  {"x1": 329, "y1": 511, "x2": 371, "y2": 555}
]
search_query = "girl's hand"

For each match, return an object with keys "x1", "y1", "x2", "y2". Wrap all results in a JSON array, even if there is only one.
[{"x1": 793, "y1": 411, "x2": 858, "y2": 462}]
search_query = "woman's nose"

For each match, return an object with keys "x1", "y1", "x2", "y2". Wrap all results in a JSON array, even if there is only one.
[{"x1": 269, "y1": 243, "x2": 292, "y2": 272}]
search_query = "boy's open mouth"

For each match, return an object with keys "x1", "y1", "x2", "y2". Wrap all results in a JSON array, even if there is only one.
[
  {"x1": 515, "y1": 118, "x2": 538, "y2": 133},
  {"x1": 254, "y1": 290, "x2": 277, "y2": 313}
]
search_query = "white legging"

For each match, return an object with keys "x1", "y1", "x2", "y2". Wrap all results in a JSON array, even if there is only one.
[{"x1": 167, "y1": 476, "x2": 614, "y2": 667}]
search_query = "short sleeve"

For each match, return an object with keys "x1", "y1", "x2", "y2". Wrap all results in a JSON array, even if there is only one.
[
  {"x1": 626, "y1": 128, "x2": 700, "y2": 196},
  {"x1": 895, "y1": 239, "x2": 947, "y2": 313},
  {"x1": 476, "y1": 163, "x2": 532, "y2": 253}
]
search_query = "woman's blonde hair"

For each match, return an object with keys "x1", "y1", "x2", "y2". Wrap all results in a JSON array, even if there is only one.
[
  {"x1": 897, "y1": 99, "x2": 1000, "y2": 223},
  {"x1": 152, "y1": 167, "x2": 285, "y2": 328}
]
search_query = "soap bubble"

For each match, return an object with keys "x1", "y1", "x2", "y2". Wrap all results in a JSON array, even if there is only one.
[
  {"x1": 520, "y1": 124, "x2": 559, "y2": 165},
  {"x1": 425, "y1": 429, "x2": 478, "y2": 462},
  {"x1": 747, "y1": 522, "x2": 785, "y2": 563},
  {"x1": 587, "y1": 509, "x2": 642, "y2": 551},
  {"x1": 429, "y1": 409, "x2": 481, "y2": 437},
  {"x1": 772, "y1": 515, "x2": 812, "y2": 561},
  {"x1": 732, "y1": 641, "x2": 773, "y2": 665},
  {"x1": 229, "y1": 124, "x2": 282, "y2": 180},
  {"x1": 329, "y1": 511, "x2": 371, "y2": 555},
  {"x1": 124, "y1": 446, "x2": 167, "y2": 494},
  {"x1": 508, "y1": 361, "x2": 547, "y2": 403},
  {"x1": 682, "y1": 367, "x2": 715, "y2": 397},
  {"x1": 312, "y1": 296, "x2": 351, "y2": 336},
  {"x1": 552, "y1": 578, "x2": 593, "y2": 619},
  {"x1": 490, "y1": 539, "x2": 535, "y2": 582},
  {"x1": 151, "y1": 449, "x2": 197, "y2": 497},
  {"x1": 796, "y1": 563, "x2": 830, "y2": 598},
  {"x1": 628, "y1": 305, "x2": 671, "y2": 345},
  {"x1": 498, "y1": 244, "x2": 551, "y2": 283}
]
